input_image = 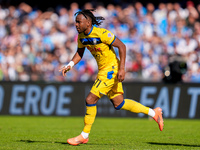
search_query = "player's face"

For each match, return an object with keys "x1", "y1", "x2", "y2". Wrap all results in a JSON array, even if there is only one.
[{"x1": 75, "y1": 14, "x2": 90, "y2": 34}]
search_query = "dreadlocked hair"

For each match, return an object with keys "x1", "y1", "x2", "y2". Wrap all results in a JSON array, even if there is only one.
[{"x1": 74, "y1": 9, "x2": 105, "y2": 26}]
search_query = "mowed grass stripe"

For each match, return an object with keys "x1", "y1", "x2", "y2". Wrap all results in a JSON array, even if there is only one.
[{"x1": 0, "y1": 116, "x2": 199, "y2": 150}]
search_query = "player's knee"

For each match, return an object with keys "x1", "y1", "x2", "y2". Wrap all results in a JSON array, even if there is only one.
[
  {"x1": 114, "y1": 100, "x2": 125, "y2": 110},
  {"x1": 85, "y1": 97, "x2": 93, "y2": 104},
  {"x1": 85, "y1": 94, "x2": 99, "y2": 105}
]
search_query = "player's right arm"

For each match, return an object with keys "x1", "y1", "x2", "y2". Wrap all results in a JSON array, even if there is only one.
[{"x1": 59, "y1": 47, "x2": 85, "y2": 76}]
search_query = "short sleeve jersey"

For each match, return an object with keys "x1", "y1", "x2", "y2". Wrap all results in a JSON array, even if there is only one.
[{"x1": 77, "y1": 26, "x2": 119, "y2": 71}]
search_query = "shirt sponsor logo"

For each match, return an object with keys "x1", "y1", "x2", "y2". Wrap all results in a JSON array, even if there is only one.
[{"x1": 87, "y1": 46, "x2": 101, "y2": 52}]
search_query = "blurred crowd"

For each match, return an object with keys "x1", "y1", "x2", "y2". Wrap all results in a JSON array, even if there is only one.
[{"x1": 0, "y1": 1, "x2": 200, "y2": 82}]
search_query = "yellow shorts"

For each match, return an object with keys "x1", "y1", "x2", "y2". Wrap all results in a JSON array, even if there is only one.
[{"x1": 90, "y1": 69, "x2": 124, "y2": 99}]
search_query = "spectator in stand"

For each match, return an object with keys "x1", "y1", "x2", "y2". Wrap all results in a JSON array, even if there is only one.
[{"x1": 0, "y1": 1, "x2": 199, "y2": 82}]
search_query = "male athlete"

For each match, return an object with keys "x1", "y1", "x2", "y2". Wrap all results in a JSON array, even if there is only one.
[{"x1": 59, "y1": 9, "x2": 164, "y2": 146}]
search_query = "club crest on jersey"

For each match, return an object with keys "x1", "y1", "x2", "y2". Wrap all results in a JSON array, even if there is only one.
[{"x1": 93, "y1": 38, "x2": 97, "y2": 44}]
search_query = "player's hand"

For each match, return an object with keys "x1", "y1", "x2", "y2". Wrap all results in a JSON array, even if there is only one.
[
  {"x1": 117, "y1": 68, "x2": 125, "y2": 82},
  {"x1": 59, "y1": 61, "x2": 74, "y2": 77},
  {"x1": 59, "y1": 65, "x2": 71, "y2": 77}
]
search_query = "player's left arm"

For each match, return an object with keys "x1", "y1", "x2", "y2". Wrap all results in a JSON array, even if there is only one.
[{"x1": 112, "y1": 37, "x2": 126, "y2": 82}]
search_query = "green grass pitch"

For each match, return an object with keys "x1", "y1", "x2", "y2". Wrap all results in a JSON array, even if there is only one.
[{"x1": 0, "y1": 116, "x2": 200, "y2": 150}]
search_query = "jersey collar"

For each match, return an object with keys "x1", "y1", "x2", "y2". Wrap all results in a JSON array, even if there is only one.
[{"x1": 85, "y1": 26, "x2": 93, "y2": 36}]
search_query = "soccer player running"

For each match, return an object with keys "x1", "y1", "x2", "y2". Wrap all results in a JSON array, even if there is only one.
[{"x1": 59, "y1": 9, "x2": 164, "y2": 146}]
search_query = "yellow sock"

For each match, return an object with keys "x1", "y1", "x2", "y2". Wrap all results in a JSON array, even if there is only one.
[
  {"x1": 121, "y1": 99, "x2": 149, "y2": 115},
  {"x1": 83, "y1": 105, "x2": 97, "y2": 133}
]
